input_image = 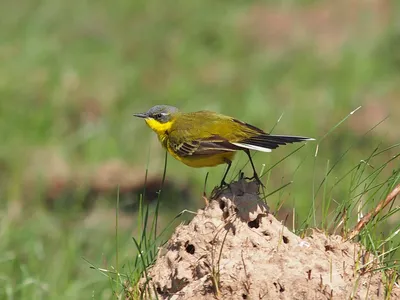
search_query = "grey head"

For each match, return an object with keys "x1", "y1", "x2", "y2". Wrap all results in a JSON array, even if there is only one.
[{"x1": 133, "y1": 105, "x2": 179, "y2": 123}]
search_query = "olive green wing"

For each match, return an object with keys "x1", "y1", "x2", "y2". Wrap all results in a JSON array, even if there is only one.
[
  {"x1": 168, "y1": 134, "x2": 240, "y2": 157},
  {"x1": 166, "y1": 111, "x2": 240, "y2": 157},
  {"x1": 168, "y1": 110, "x2": 313, "y2": 155}
]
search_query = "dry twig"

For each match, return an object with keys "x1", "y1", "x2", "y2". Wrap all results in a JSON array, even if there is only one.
[{"x1": 347, "y1": 184, "x2": 400, "y2": 240}]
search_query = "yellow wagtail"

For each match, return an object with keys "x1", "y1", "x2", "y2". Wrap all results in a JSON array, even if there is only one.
[{"x1": 134, "y1": 105, "x2": 314, "y2": 186}]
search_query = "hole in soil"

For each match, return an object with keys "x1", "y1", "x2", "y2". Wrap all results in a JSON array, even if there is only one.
[
  {"x1": 325, "y1": 245, "x2": 334, "y2": 252},
  {"x1": 219, "y1": 200, "x2": 225, "y2": 210},
  {"x1": 156, "y1": 286, "x2": 168, "y2": 297},
  {"x1": 282, "y1": 236, "x2": 289, "y2": 244},
  {"x1": 248, "y1": 218, "x2": 260, "y2": 229},
  {"x1": 242, "y1": 293, "x2": 248, "y2": 299},
  {"x1": 185, "y1": 243, "x2": 195, "y2": 255},
  {"x1": 262, "y1": 230, "x2": 271, "y2": 236},
  {"x1": 273, "y1": 282, "x2": 285, "y2": 293}
]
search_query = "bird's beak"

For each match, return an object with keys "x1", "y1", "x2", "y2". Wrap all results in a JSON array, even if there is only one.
[{"x1": 133, "y1": 113, "x2": 148, "y2": 118}]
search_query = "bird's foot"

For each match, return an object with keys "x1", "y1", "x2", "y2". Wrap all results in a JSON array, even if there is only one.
[
  {"x1": 219, "y1": 180, "x2": 230, "y2": 189},
  {"x1": 211, "y1": 182, "x2": 230, "y2": 199},
  {"x1": 245, "y1": 173, "x2": 265, "y2": 188}
]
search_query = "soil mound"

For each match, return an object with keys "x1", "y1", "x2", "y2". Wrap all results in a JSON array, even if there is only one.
[{"x1": 142, "y1": 180, "x2": 399, "y2": 299}]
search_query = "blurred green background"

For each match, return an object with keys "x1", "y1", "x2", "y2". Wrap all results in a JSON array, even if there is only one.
[{"x1": 1, "y1": 0, "x2": 400, "y2": 299}]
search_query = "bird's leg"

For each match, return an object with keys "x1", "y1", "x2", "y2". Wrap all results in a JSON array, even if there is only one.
[
  {"x1": 244, "y1": 149, "x2": 265, "y2": 188},
  {"x1": 220, "y1": 159, "x2": 232, "y2": 187}
]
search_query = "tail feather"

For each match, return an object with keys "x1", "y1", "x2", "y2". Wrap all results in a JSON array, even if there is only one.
[{"x1": 235, "y1": 134, "x2": 314, "y2": 152}]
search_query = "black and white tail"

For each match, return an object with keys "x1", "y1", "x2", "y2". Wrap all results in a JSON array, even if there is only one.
[{"x1": 232, "y1": 135, "x2": 314, "y2": 153}]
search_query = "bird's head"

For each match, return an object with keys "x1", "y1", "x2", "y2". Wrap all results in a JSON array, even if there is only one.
[{"x1": 133, "y1": 105, "x2": 179, "y2": 134}]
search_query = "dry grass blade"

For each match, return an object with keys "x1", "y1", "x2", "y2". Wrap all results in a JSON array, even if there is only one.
[{"x1": 347, "y1": 184, "x2": 400, "y2": 240}]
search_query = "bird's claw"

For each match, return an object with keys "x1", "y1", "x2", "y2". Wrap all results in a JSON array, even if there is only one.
[
  {"x1": 219, "y1": 180, "x2": 230, "y2": 188},
  {"x1": 244, "y1": 174, "x2": 265, "y2": 188}
]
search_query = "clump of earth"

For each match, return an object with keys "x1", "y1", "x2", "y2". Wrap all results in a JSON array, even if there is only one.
[{"x1": 140, "y1": 180, "x2": 399, "y2": 299}]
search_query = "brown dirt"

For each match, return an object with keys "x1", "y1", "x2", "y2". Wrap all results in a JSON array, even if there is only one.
[
  {"x1": 238, "y1": 0, "x2": 391, "y2": 55},
  {"x1": 141, "y1": 180, "x2": 399, "y2": 299}
]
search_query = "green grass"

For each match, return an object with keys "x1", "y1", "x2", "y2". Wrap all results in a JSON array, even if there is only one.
[{"x1": 1, "y1": 0, "x2": 400, "y2": 299}]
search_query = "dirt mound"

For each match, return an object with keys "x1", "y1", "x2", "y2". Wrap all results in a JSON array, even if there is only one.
[{"x1": 141, "y1": 180, "x2": 399, "y2": 299}]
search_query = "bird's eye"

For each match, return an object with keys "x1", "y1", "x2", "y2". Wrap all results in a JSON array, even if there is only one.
[{"x1": 155, "y1": 113, "x2": 162, "y2": 119}]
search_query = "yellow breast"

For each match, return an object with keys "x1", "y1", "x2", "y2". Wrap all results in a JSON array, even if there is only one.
[{"x1": 167, "y1": 146, "x2": 236, "y2": 168}]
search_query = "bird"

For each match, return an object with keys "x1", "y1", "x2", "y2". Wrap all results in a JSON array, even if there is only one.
[{"x1": 133, "y1": 105, "x2": 314, "y2": 187}]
